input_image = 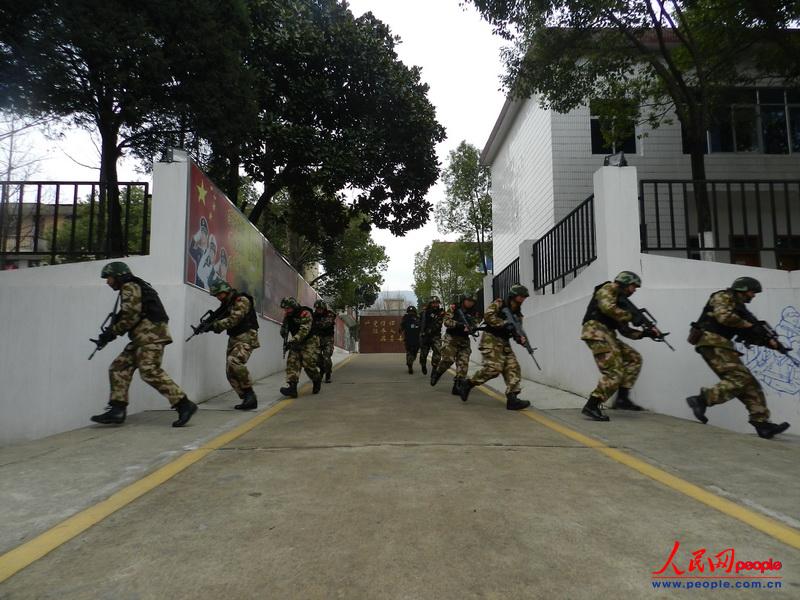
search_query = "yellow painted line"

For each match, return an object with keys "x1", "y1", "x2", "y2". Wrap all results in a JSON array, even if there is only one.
[
  {"x1": 0, "y1": 353, "x2": 359, "y2": 582},
  {"x1": 472, "y1": 382, "x2": 800, "y2": 550}
]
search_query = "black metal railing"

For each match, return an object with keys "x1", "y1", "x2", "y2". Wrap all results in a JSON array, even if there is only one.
[
  {"x1": 639, "y1": 180, "x2": 800, "y2": 270},
  {"x1": 0, "y1": 181, "x2": 150, "y2": 267},
  {"x1": 533, "y1": 194, "x2": 596, "y2": 293},
  {"x1": 492, "y1": 257, "x2": 520, "y2": 300}
]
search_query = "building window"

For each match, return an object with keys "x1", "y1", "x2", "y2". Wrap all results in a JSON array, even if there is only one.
[
  {"x1": 701, "y1": 88, "x2": 800, "y2": 154},
  {"x1": 589, "y1": 101, "x2": 636, "y2": 155},
  {"x1": 730, "y1": 234, "x2": 761, "y2": 267}
]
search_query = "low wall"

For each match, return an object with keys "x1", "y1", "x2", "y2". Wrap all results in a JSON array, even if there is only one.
[{"x1": 482, "y1": 167, "x2": 799, "y2": 435}]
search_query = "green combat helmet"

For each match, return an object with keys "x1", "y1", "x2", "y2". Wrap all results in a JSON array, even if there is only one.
[
  {"x1": 731, "y1": 276, "x2": 762, "y2": 293},
  {"x1": 209, "y1": 280, "x2": 232, "y2": 296},
  {"x1": 280, "y1": 297, "x2": 299, "y2": 309},
  {"x1": 614, "y1": 271, "x2": 642, "y2": 287},
  {"x1": 406, "y1": 305, "x2": 417, "y2": 313},
  {"x1": 508, "y1": 283, "x2": 530, "y2": 298},
  {"x1": 100, "y1": 261, "x2": 131, "y2": 279}
]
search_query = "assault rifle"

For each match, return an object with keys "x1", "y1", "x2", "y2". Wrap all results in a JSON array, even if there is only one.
[
  {"x1": 454, "y1": 307, "x2": 484, "y2": 339},
  {"x1": 500, "y1": 307, "x2": 542, "y2": 370},
  {"x1": 737, "y1": 316, "x2": 800, "y2": 367},
  {"x1": 186, "y1": 305, "x2": 227, "y2": 342},
  {"x1": 617, "y1": 295, "x2": 676, "y2": 351},
  {"x1": 88, "y1": 296, "x2": 121, "y2": 360}
]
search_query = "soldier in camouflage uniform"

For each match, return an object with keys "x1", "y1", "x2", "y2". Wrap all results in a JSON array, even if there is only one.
[
  {"x1": 431, "y1": 292, "x2": 481, "y2": 395},
  {"x1": 399, "y1": 306, "x2": 420, "y2": 373},
  {"x1": 686, "y1": 277, "x2": 790, "y2": 439},
  {"x1": 90, "y1": 262, "x2": 197, "y2": 427},
  {"x1": 418, "y1": 296, "x2": 444, "y2": 375},
  {"x1": 197, "y1": 280, "x2": 260, "y2": 410},
  {"x1": 580, "y1": 271, "x2": 661, "y2": 421},
  {"x1": 458, "y1": 284, "x2": 531, "y2": 410},
  {"x1": 312, "y1": 299, "x2": 337, "y2": 383},
  {"x1": 279, "y1": 297, "x2": 321, "y2": 398}
]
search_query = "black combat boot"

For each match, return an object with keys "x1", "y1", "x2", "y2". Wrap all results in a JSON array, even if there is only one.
[
  {"x1": 279, "y1": 381, "x2": 298, "y2": 398},
  {"x1": 750, "y1": 421, "x2": 791, "y2": 439},
  {"x1": 407, "y1": 363, "x2": 414, "y2": 374},
  {"x1": 90, "y1": 401, "x2": 127, "y2": 425},
  {"x1": 451, "y1": 377, "x2": 461, "y2": 396},
  {"x1": 506, "y1": 392, "x2": 530, "y2": 411},
  {"x1": 234, "y1": 388, "x2": 258, "y2": 411},
  {"x1": 458, "y1": 379, "x2": 474, "y2": 402},
  {"x1": 421, "y1": 361, "x2": 428, "y2": 375},
  {"x1": 612, "y1": 387, "x2": 644, "y2": 411},
  {"x1": 430, "y1": 368, "x2": 443, "y2": 386},
  {"x1": 581, "y1": 396, "x2": 610, "y2": 421},
  {"x1": 312, "y1": 378, "x2": 322, "y2": 394},
  {"x1": 172, "y1": 396, "x2": 197, "y2": 428},
  {"x1": 686, "y1": 393, "x2": 708, "y2": 424},
  {"x1": 324, "y1": 370, "x2": 332, "y2": 384}
]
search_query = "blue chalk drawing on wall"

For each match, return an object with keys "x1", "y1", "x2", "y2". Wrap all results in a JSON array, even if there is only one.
[{"x1": 740, "y1": 306, "x2": 800, "y2": 396}]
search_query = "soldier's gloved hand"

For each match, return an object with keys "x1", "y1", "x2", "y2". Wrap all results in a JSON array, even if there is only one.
[
  {"x1": 641, "y1": 328, "x2": 659, "y2": 339},
  {"x1": 97, "y1": 330, "x2": 116, "y2": 345}
]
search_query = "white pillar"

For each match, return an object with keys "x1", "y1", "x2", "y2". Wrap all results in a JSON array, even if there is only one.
[
  {"x1": 592, "y1": 166, "x2": 641, "y2": 278},
  {"x1": 483, "y1": 273, "x2": 494, "y2": 305},
  {"x1": 518, "y1": 239, "x2": 537, "y2": 291},
  {"x1": 150, "y1": 149, "x2": 190, "y2": 283}
]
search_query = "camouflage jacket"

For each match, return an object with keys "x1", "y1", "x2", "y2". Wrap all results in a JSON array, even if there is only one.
[
  {"x1": 287, "y1": 308, "x2": 314, "y2": 343},
  {"x1": 443, "y1": 305, "x2": 480, "y2": 337},
  {"x1": 311, "y1": 309, "x2": 336, "y2": 338},
  {"x1": 479, "y1": 299, "x2": 515, "y2": 345},
  {"x1": 110, "y1": 281, "x2": 172, "y2": 346},
  {"x1": 581, "y1": 282, "x2": 643, "y2": 341},
  {"x1": 419, "y1": 308, "x2": 444, "y2": 339},
  {"x1": 212, "y1": 295, "x2": 261, "y2": 348},
  {"x1": 695, "y1": 290, "x2": 753, "y2": 351}
]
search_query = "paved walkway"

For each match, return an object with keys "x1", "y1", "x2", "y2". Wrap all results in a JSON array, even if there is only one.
[{"x1": 1, "y1": 353, "x2": 798, "y2": 599}]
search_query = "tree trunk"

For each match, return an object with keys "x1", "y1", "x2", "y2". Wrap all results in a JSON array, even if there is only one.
[
  {"x1": 248, "y1": 176, "x2": 280, "y2": 226},
  {"x1": 98, "y1": 125, "x2": 124, "y2": 256}
]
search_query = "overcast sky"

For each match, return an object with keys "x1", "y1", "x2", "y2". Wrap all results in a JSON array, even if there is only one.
[{"x1": 14, "y1": 1, "x2": 508, "y2": 292}]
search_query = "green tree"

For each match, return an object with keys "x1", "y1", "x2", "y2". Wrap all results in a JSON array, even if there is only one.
[
  {"x1": 239, "y1": 0, "x2": 445, "y2": 238},
  {"x1": 0, "y1": 0, "x2": 250, "y2": 253},
  {"x1": 413, "y1": 241, "x2": 485, "y2": 306},
  {"x1": 436, "y1": 141, "x2": 493, "y2": 275},
  {"x1": 467, "y1": 0, "x2": 800, "y2": 234}
]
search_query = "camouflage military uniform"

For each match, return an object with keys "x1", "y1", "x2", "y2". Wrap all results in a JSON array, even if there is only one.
[
  {"x1": 109, "y1": 280, "x2": 185, "y2": 406},
  {"x1": 286, "y1": 307, "x2": 320, "y2": 383},
  {"x1": 419, "y1": 307, "x2": 444, "y2": 371},
  {"x1": 692, "y1": 290, "x2": 769, "y2": 422},
  {"x1": 466, "y1": 299, "x2": 522, "y2": 394},
  {"x1": 312, "y1": 308, "x2": 337, "y2": 378},
  {"x1": 580, "y1": 282, "x2": 644, "y2": 404},
  {"x1": 438, "y1": 306, "x2": 479, "y2": 380},
  {"x1": 399, "y1": 312, "x2": 420, "y2": 367},
  {"x1": 212, "y1": 294, "x2": 260, "y2": 397}
]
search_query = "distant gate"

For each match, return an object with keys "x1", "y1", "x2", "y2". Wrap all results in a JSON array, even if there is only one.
[{"x1": 359, "y1": 315, "x2": 405, "y2": 353}]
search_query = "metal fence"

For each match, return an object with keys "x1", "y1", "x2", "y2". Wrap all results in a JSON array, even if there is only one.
[
  {"x1": 0, "y1": 181, "x2": 150, "y2": 267},
  {"x1": 639, "y1": 180, "x2": 800, "y2": 270},
  {"x1": 492, "y1": 257, "x2": 519, "y2": 300},
  {"x1": 533, "y1": 194, "x2": 596, "y2": 293}
]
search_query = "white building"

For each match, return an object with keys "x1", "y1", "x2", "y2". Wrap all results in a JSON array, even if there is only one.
[{"x1": 483, "y1": 91, "x2": 800, "y2": 275}]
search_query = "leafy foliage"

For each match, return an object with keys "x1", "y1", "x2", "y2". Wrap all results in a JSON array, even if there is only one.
[{"x1": 413, "y1": 241, "x2": 485, "y2": 306}]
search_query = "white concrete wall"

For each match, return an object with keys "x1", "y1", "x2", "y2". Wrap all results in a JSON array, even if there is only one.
[
  {"x1": 477, "y1": 167, "x2": 799, "y2": 436},
  {"x1": 0, "y1": 153, "x2": 289, "y2": 444},
  {"x1": 490, "y1": 98, "x2": 554, "y2": 272}
]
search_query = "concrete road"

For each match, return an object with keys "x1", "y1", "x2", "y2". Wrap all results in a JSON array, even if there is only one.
[{"x1": 1, "y1": 354, "x2": 798, "y2": 599}]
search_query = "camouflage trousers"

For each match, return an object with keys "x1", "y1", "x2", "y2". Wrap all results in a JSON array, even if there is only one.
[
  {"x1": 226, "y1": 337, "x2": 256, "y2": 397},
  {"x1": 109, "y1": 343, "x2": 184, "y2": 406},
  {"x1": 583, "y1": 336, "x2": 642, "y2": 404},
  {"x1": 437, "y1": 335, "x2": 472, "y2": 379},
  {"x1": 404, "y1": 344, "x2": 419, "y2": 366},
  {"x1": 419, "y1": 336, "x2": 442, "y2": 370},
  {"x1": 286, "y1": 335, "x2": 321, "y2": 383},
  {"x1": 469, "y1": 336, "x2": 521, "y2": 394},
  {"x1": 697, "y1": 346, "x2": 769, "y2": 423},
  {"x1": 318, "y1": 335, "x2": 334, "y2": 375}
]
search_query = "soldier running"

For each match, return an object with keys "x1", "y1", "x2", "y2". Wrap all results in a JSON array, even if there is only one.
[
  {"x1": 580, "y1": 271, "x2": 661, "y2": 421},
  {"x1": 90, "y1": 262, "x2": 197, "y2": 427},
  {"x1": 311, "y1": 299, "x2": 337, "y2": 383},
  {"x1": 458, "y1": 284, "x2": 531, "y2": 410},
  {"x1": 418, "y1": 296, "x2": 444, "y2": 375},
  {"x1": 399, "y1": 305, "x2": 421, "y2": 374},
  {"x1": 431, "y1": 292, "x2": 480, "y2": 395},
  {"x1": 279, "y1": 297, "x2": 321, "y2": 398},
  {"x1": 686, "y1": 277, "x2": 791, "y2": 439}
]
